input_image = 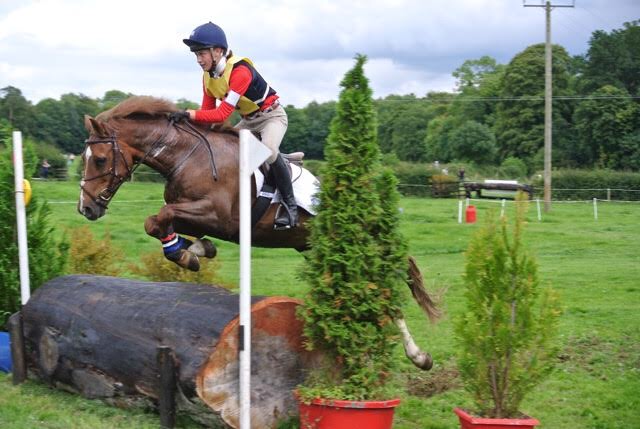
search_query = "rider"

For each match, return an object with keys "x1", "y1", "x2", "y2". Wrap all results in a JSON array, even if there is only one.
[{"x1": 177, "y1": 21, "x2": 298, "y2": 230}]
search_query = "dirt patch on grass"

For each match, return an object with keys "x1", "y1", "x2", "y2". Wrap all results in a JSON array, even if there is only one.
[
  {"x1": 558, "y1": 333, "x2": 640, "y2": 377},
  {"x1": 406, "y1": 361, "x2": 462, "y2": 398}
]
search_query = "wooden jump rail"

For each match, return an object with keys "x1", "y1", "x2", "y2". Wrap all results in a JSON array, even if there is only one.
[{"x1": 462, "y1": 181, "x2": 534, "y2": 199}]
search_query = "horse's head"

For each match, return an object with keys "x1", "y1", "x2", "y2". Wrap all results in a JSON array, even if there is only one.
[{"x1": 78, "y1": 115, "x2": 136, "y2": 220}]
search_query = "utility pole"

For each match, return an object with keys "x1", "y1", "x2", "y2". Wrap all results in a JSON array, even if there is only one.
[{"x1": 524, "y1": 1, "x2": 574, "y2": 212}]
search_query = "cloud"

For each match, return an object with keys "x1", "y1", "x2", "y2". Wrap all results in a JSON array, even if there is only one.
[{"x1": 0, "y1": 0, "x2": 637, "y2": 107}]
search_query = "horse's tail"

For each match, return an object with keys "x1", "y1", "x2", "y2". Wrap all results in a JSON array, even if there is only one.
[{"x1": 407, "y1": 256, "x2": 440, "y2": 323}]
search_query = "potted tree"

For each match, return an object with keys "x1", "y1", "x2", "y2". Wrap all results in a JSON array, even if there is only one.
[
  {"x1": 453, "y1": 196, "x2": 562, "y2": 429},
  {"x1": 295, "y1": 55, "x2": 410, "y2": 429}
]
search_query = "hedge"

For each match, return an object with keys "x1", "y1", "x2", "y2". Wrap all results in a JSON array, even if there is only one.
[{"x1": 533, "y1": 169, "x2": 640, "y2": 201}]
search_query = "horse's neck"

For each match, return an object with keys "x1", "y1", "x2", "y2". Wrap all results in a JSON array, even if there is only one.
[
  {"x1": 133, "y1": 122, "x2": 238, "y2": 180},
  {"x1": 132, "y1": 123, "x2": 195, "y2": 176}
]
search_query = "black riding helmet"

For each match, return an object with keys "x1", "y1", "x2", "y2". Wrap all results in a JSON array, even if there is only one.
[{"x1": 183, "y1": 22, "x2": 228, "y2": 52}]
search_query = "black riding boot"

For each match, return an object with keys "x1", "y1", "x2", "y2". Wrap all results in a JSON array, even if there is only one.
[{"x1": 271, "y1": 154, "x2": 299, "y2": 229}]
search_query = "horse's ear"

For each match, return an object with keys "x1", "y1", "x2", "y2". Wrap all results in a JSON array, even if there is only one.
[{"x1": 84, "y1": 115, "x2": 109, "y2": 137}]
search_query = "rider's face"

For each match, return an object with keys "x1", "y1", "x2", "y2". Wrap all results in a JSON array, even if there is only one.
[{"x1": 195, "y1": 48, "x2": 223, "y2": 72}]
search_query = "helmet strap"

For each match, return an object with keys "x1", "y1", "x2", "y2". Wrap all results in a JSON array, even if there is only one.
[{"x1": 211, "y1": 49, "x2": 227, "y2": 78}]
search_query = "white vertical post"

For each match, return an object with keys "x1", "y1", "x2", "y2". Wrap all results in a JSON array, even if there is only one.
[
  {"x1": 458, "y1": 200, "x2": 463, "y2": 224},
  {"x1": 500, "y1": 199, "x2": 506, "y2": 218},
  {"x1": 238, "y1": 132, "x2": 251, "y2": 429},
  {"x1": 13, "y1": 131, "x2": 30, "y2": 305},
  {"x1": 536, "y1": 198, "x2": 542, "y2": 221},
  {"x1": 238, "y1": 130, "x2": 271, "y2": 429},
  {"x1": 593, "y1": 198, "x2": 598, "y2": 221}
]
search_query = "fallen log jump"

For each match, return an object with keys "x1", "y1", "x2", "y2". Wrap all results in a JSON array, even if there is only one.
[{"x1": 18, "y1": 275, "x2": 318, "y2": 428}]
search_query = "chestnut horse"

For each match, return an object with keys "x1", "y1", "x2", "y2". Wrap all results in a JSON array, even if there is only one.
[{"x1": 78, "y1": 96, "x2": 436, "y2": 369}]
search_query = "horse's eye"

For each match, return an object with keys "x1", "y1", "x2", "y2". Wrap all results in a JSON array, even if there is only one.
[{"x1": 95, "y1": 157, "x2": 107, "y2": 167}]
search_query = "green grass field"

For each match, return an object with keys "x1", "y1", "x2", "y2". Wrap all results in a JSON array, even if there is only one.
[{"x1": 1, "y1": 180, "x2": 639, "y2": 428}]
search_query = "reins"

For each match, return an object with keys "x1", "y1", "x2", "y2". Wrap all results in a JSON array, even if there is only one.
[{"x1": 170, "y1": 120, "x2": 219, "y2": 181}]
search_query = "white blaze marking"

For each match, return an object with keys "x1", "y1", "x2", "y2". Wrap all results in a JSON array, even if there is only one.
[{"x1": 79, "y1": 146, "x2": 93, "y2": 211}]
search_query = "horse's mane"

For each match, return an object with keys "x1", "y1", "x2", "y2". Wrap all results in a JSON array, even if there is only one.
[
  {"x1": 96, "y1": 95, "x2": 241, "y2": 138},
  {"x1": 97, "y1": 96, "x2": 177, "y2": 121}
]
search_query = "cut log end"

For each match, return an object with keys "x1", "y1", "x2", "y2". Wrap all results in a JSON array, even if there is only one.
[{"x1": 197, "y1": 297, "x2": 319, "y2": 429}]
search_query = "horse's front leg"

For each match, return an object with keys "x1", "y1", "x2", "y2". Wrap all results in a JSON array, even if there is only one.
[{"x1": 144, "y1": 204, "x2": 215, "y2": 271}]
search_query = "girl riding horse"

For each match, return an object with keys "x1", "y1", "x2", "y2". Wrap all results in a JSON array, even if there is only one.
[{"x1": 176, "y1": 21, "x2": 298, "y2": 230}]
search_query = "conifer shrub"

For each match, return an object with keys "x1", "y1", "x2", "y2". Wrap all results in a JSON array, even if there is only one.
[
  {"x1": 0, "y1": 147, "x2": 67, "y2": 329},
  {"x1": 455, "y1": 194, "x2": 561, "y2": 418},
  {"x1": 298, "y1": 55, "x2": 408, "y2": 400}
]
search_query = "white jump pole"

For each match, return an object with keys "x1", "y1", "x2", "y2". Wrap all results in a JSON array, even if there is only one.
[
  {"x1": 13, "y1": 131, "x2": 30, "y2": 305},
  {"x1": 238, "y1": 130, "x2": 271, "y2": 429},
  {"x1": 458, "y1": 200, "x2": 463, "y2": 224}
]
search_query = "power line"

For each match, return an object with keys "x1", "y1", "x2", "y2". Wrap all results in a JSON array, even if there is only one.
[{"x1": 375, "y1": 94, "x2": 640, "y2": 103}]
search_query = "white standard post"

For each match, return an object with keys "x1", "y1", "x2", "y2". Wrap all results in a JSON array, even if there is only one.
[
  {"x1": 458, "y1": 200, "x2": 463, "y2": 224},
  {"x1": 500, "y1": 199, "x2": 506, "y2": 218},
  {"x1": 536, "y1": 198, "x2": 542, "y2": 221},
  {"x1": 238, "y1": 130, "x2": 271, "y2": 429},
  {"x1": 593, "y1": 198, "x2": 598, "y2": 221},
  {"x1": 13, "y1": 131, "x2": 31, "y2": 305}
]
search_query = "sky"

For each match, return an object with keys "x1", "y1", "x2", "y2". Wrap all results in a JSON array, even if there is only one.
[{"x1": 0, "y1": 0, "x2": 638, "y2": 108}]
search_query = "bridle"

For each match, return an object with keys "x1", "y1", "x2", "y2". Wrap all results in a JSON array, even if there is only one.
[{"x1": 81, "y1": 119, "x2": 217, "y2": 209}]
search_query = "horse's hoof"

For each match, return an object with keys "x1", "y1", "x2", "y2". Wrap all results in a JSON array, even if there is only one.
[
  {"x1": 178, "y1": 250, "x2": 200, "y2": 272},
  {"x1": 188, "y1": 238, "x2": 217, "y2": 259}
]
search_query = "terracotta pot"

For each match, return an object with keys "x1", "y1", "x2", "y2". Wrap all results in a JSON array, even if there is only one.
[
  {"x1": 454, "y1": 407, "x2": 540, "y2": 429},
  {"x1": 298, "y1": 396, "x2": 400, "y2": 429}
]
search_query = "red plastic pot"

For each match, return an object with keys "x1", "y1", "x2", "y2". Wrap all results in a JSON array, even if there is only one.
[
  {"x1": 454, "y1": 407, "x2": 540, "y2": 429},
  {"x1": 298, "y1": 397, "x2": 400, "y2": 429}
]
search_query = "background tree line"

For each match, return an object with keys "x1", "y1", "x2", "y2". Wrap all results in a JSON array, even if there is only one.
[{"x1": 1, "y1": 21, "x2": 638, "y2": 175}]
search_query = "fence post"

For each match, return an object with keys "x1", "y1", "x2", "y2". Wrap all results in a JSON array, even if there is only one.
[
  {"x1": 8, "y1": 312, "x2": 27, "y2": 385},
  {"x1": 536, "y1": 198, "x2": 542, "y2": 221},
  {"x1": 157, "y1": 346, "x2": 176, "y2": 428},
  {"x1": 607, "y1": 188, "x2": 611, "y2": 201},
  {"x1": 593, "y1": 198, "x2": 598, "y2": 221}
]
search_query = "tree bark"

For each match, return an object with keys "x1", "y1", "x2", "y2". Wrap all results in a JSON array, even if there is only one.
[{"x1": 21, "y1": 275, "x2": 317, "y2": 428}]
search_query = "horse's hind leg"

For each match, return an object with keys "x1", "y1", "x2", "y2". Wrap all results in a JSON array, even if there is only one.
[{"x1": 144, "y1": 211, "x2": 201, "y2": 272}]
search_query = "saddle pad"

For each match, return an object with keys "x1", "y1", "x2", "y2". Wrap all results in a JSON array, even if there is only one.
[{"x1": 254, "y1": 164, "x2": 319, "y2": 215}]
